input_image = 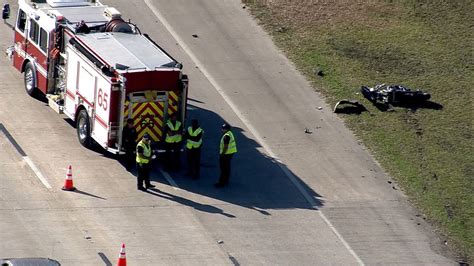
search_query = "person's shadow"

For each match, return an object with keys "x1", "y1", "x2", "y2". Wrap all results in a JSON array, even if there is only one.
[
  {"x1": 149, "y1": 104, "x2": 324, "y2": 214},
  {"x1": 146, "y1": 188, "x2": 236, "y2": 218},
  {"x1": 91, "y1": 103, "x2": 324, "y2": 216}
]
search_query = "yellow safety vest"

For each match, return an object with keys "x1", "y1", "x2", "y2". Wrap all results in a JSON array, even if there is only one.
[
  {"x1": 186, "y1": 127, "x2": 203, "y2": 149},
  {"x1": 165, "y1": 120, "x2": 182, "y2": 143},
  {"x1": 136, "y1": 140, "x2": 151, "y2": 164},
  {"x1": 220, "y1": 131, "x2": 237, "y2": 155}
]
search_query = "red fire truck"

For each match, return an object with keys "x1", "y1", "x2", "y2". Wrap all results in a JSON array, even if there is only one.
[{"x1": 6, "y1": 0, "x2": 188, "y2": 154}]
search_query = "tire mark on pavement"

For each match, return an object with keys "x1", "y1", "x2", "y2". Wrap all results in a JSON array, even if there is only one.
[
  {"x1": 0, "y1": 123, "x2": 52, "y2": 189},
  {"x1": 98, "y1": 252, "x2": 112, "y2": 266},
  {"x1": 0, "y1": 123, "x2": 26, "y2": 156}
]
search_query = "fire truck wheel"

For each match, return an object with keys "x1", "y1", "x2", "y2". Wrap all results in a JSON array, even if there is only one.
[
  {"x1": 77, "y1": 109, "x2": 92, "y2": 147},
  {"x1": 24, "y1": 62, "x2": 37, "y2": 96}
]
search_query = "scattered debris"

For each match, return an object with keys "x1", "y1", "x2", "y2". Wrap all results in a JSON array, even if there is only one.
[
  {"x1": 317, "y1": 106, "x2": 323, "y2": 110},
  {"x1": 333, "y1": 100, "x2": 367, "y2": 114},
  {"x1": 417, "y1": 223, "x2": 421, "y2": 225},
  {"x1": 313, "y1": 68, "x2": 325, "y2": 77},
  {"x1": 445, "y1": 204, "x2": 454, "y2": 219},
  {"x1": 275, "y1": 26, "x2": 287, "y2": 33},
  {"x1": 304, "y1": 128, "x2": 312, "y2": 134},
  {"x1": 387, "y1": 180, "x2": 392, "y2": 184},
  {"x1": 392, "y1": 186, "x2": 397, "y2": 190},
  {"x1": 242, "y1": 4, "x2": 246, "y2": 9},
  {"x1": 217, "y1": 240, "x2": 224, "y2": 244},
  {"x1": 192, "y1": 34, "x2": 199, "y2": 38},
  {"x1": 83, "y1": 230, "x2": 92, "y2": 240}
]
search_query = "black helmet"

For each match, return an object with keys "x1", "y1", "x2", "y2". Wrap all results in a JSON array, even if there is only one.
[
  {"x1": 221, "y1": 123, "x2": 230, "y2": 130},
  {"x1": 143, "y1": 133, "x2": 150, "y2": 140}
]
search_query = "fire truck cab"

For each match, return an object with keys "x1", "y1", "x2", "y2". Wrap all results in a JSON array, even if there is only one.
[{"x1": 7, "y1": 0, "x2": 188, "y2": 154}]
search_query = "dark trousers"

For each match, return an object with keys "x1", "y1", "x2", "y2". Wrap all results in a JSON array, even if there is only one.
[
  {"x1": 218, "y1": 154, "x2": 233, "y2": 185},
  {"x1": 165, "y1": 142, "x2": 181, "y2": 170},
  {"x1": 137, "y1": 162, "x2": 151, "y2": 189},
  {"x1": 124, "y1": 147, "x2": 135, "y2": 170},
  {"x1": 186, "y1": 147, "x2": 201, "y2": 178}
]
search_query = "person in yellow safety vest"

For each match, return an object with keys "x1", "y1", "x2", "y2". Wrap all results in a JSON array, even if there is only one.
[
  {"x1": 215, "y1": 123, "x2": 237, "y2": 187},
  {"x1": 136, "y1": 133, "x2": 155, "y2": 191},
  {"x1": 164, "y1": 113, "x2": 183, "y2": 170},
  {"x1": 185, "y1": 119, "x2": 204, "y2": 179}
]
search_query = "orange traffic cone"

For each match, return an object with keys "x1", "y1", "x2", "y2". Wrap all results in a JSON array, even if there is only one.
[
  {"x1": 117, "y1": 243, "x2": 127, "y2": 266},
  {"x1": 61, "y1": 165, "x2": 76, "y2": 191}
]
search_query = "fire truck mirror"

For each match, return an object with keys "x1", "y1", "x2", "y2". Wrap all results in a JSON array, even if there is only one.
[{"x1": 2, "y1": 4, "x2": 10, "y2": 20}]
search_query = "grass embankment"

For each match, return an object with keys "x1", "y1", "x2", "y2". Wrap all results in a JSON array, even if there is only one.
[{"x1": 243, "y1": 0, "x2": 473, "y2": 261}]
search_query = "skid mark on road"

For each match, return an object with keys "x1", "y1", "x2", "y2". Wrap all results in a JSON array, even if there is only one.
[
  {"x1": 0, "y1": 123, "x2": 52, "y2": 189},
  {"x1": 143, "y1": 1, "x2": 364, "y2": 264}
]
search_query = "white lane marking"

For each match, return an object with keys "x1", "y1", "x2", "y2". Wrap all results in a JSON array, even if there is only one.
[
  {"x1": 144, "y1": 1, "x2": 363, "y2": 264},
  {"x1": 23, "y1": 156, "x2": 52, "y2": 189},
  {"x1": 159, "y1": 168, "x2": 180, "y2": 190},
  {"x1": 318, "y1": 211, "x2": 365, "y2": 265}
]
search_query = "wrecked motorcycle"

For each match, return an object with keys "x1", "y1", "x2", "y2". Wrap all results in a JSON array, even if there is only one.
[{"x1": 361, "y1": 84, "x2": 430, "y2": 106}]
